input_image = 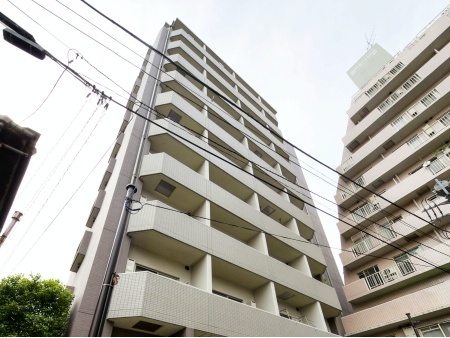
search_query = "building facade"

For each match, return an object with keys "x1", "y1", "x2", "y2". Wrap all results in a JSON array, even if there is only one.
[
  {"x1": 336, "y1": 7, "x2": 450, "y2": 337},
  {"x1": 67, "y1": 19, "x2": 343, "y2": 336}
]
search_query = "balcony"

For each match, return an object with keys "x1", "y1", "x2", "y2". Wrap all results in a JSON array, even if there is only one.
[
  {"x1": 343, "y1": 240, "x2": 450, "y2": 303},
  {"x1": 166, "y1": 34, "x2": 281, "y2": 134},
  {"x1": 341, "y1": 280, "x2": 450, "y2": 337},
  {"x1": 107, "y1": 272, "x2": 337, "y2": 336},
  {"x1": 337, "y1": 114, "x2": 450, "y2": 219},
  {"x1": 347, "y1": 10, "x2": 450, "y2": 123},
  {"x1": 350, "y1": 201, "x2": 380, "y2": 223},
  {"x1": 169, "y1": 29, "x2": 278, "y2": 118},
  {"x1": 362, "y1": 259, "x2": 415, "y2": 289},
  {"x1": 146, "y1": 123, "x2": 309, "y2": 233},
  {"x1": 340, "y1": 46, "x2": 450, "y2": 176},
  {"x1": 279, "y1": 309, "x2": 314, "y2": 327},
  {"x1": 350, "y1": 223, "x2": 396, "y2": 257}
]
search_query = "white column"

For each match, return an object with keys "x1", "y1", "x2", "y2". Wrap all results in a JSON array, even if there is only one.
[
  {"x1": 191, "y1": 254, "x2": 212, "y2": 292},
  {"x1": 241, "y1": 136, "x2": 249, "y2": 148},
  {"x1": 245, "y1": 162, "x2": 254, "y2": 175},
  {"x1": 253, "y1": 281, "x2": 278, "y2": 315},
  {"x1": 302, "y1": 301, "x2": 328, "y2": 332},
  {"x1": 194, "y1": 200, "x2": 210, "y2": 227},
  {"x1": 273, "y1": 162, "x2": 282, "y2": 175},
  {"x1": 247, "y1": 232, "x2": 268, "y2": 255},
  {"x1": 290, "y1": 255, "x2": 312, "y2": 277},
  {"x1": 246, "y1": 191, "x2": 259, "y2": 208},
  {"x1": 284, "y1": 218, "x2": 300, "y2": 236},
  {"x1": 269, "y1": 142, "x2": 276, "y2": 151},
  {"x1": 279, "y1": 188, "x2": 290, "y2": 201},
  {"x1": 198, "y1": 159, "x2": 209, "y2": 179}
]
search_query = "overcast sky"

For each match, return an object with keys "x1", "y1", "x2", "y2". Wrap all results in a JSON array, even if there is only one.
[{"x1": 0, "y1": 0, "x2": 448, "y2": 283}]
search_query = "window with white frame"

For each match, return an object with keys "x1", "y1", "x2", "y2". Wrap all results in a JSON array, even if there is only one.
[{"x1": 420, "y1": 321, "x2": 450, "y2": 337}]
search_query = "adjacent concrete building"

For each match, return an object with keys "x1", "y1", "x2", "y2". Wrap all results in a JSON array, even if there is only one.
[
  {"x1": 67, "y1": 19, "x2": 344, "y2": 336},
  {"x1": 336, "y1": 6, "x2": 450, "y2": 337}
]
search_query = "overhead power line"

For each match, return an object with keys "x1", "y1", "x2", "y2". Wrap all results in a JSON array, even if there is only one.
[
  {"x1": 79, "y1": 0, "x2": 450, "y2": 237},
  {"x1": 129, "y1": 201, "x2": 438, "y2": 270},
  {"x1": 45, "y1": 53, "x2": 450, "y2": 277},
  {"x1": 9, "y1": 1, "x2": 449, "y2": 273}
]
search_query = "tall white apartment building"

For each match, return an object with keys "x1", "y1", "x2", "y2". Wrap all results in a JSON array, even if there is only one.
[
  {"x1": 67, "y1": 19, "x2": 343, "y2": 336},
  {"x1": 336, "y1": 7, "x2": 450, "y2": 337}
]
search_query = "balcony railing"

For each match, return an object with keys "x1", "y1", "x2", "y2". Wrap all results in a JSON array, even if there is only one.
[
  {"x1": 351, "y1": 201, "x2": 380, "y2": 223},
  {"x1": 341, "y1": 175, "x2": 366, "y2": 199},
  {"x1": 351, "y1": 223, "x2": 397, "y2": 257},
  {"x1": 342, "y1": 157, "x2": 354, "y2": 172},
  {"x1": 279, "y1": 309, "x2": 314, "y2": 327},
  {"x1": 341, "y1": 90, "x2": 444, "y2": 173},
  {"x1": 428, "y1": 154, "x2": 450, "y2": 174},
  {"x1": 364, "y1": 259, "x2": 415, "y2": 289}
]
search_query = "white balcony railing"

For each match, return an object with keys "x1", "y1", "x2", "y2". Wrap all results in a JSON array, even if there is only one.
[
  {"x1": 351, "y1": 201, "x2": 380, "y2": 223},
  {"x1": 365, "y1": 259, "x2": 416, "y2": 289},
  {"x1": 351, "y1": 222, "x2": 397, "y2": 257},
  {"x1": 428, "y1": 154, "x2": 450, "y2": 174},
  {"x1": 279, "y1": 309, "x2": 315, "y2": 327},
  {"x1": 341, "y1": 175, "x2": 366, "y2": 199},
  {"x1": 341, "y1": 90, "x2": 444, "y2": 173}
]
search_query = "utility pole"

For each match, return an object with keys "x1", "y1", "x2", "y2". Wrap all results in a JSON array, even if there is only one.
[
  {"x1": 406, "y1": 313, "x2": 420, "y2": 337},
  {"x1": 0, "y1": 211, "x2": 23, "y2": 249}
]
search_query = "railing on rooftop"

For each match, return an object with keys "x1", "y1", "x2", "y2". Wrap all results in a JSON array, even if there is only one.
[{"x1": 350, "y1": 4, "x2": 450, "y2": 103}]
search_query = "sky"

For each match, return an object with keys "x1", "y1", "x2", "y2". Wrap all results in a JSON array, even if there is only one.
[{"x1": 0, "y1": 0, "x2": 448, "y2": 284}]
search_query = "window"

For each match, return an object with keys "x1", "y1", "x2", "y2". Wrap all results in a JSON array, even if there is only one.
[
  {"x1": 420, "y1": 322, "x2": 450, "y2": 337},
  {"x1": 357, "y1": 265, "x2": 383, "y2": 288},
  {"x1": 357, "y1": 265, "x2": 380, "y2": 279},
  {"x1": 394, "y1": 246, "x2": 419, "y2": 275}
]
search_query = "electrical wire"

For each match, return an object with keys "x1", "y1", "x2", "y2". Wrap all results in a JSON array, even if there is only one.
[
  {"x1": 52, "y1": 0, "x2": 450, "y2": 250},
  {"x1": 19, "y1": 68, "x2": 66, "y2": 124},
  {"x1": 16, "y1": 97, "x2": 90, "y2": 200},
  {"x1": 78, "y1": 0, "x2": 450, "y2": 237},
  {"x1": 46, "y1": 39, "x2": 450, "y2": 263},
  {"x1": 8, "y1": 137, "x2": 118, "y2": 275},
  {"x1": 66, "y1": 50, "x2": 450, "y2": 260},
  {"x1": 2, "y1": 99, "x2": 108, "y2": 271},
  {"x1": 12, "y1": 2, "x2": 449, "y2": 273},
  {"x1": 128, "y1": 201, "x2": 438, "y2": 270},
  {"x1": 47, "y1": 54, "x2": 450, "y2": 276}
]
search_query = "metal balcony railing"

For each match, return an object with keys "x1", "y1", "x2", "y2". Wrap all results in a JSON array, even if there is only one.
[
  {"x1": 364, "y1": 259, "x2": 415, "y2": 289},
  {"x1": 279, "y1": 309, "x2": 315, "y2": 327},
  {"x1": 341, "y1": 175, "x2": 366, "y2": 199},
  {"x1": 351, "y1": 223, "x2": 397, "y2": 257},
  {"x1": 351, "y1": 201, "x2": 380, "y2": 223}
]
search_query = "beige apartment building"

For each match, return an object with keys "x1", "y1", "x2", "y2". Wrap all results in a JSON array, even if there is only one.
[
  {"x1": 336, "y1": 6, "x2": 450, "y2": 337},
  {"x1": 67, "y1": 19, "x2": 345, "y2": 336}
]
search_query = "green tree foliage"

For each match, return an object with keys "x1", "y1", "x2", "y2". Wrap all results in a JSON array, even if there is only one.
[{"x1": 0, "y1": 274, "x2": 74, "y2": 337}]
